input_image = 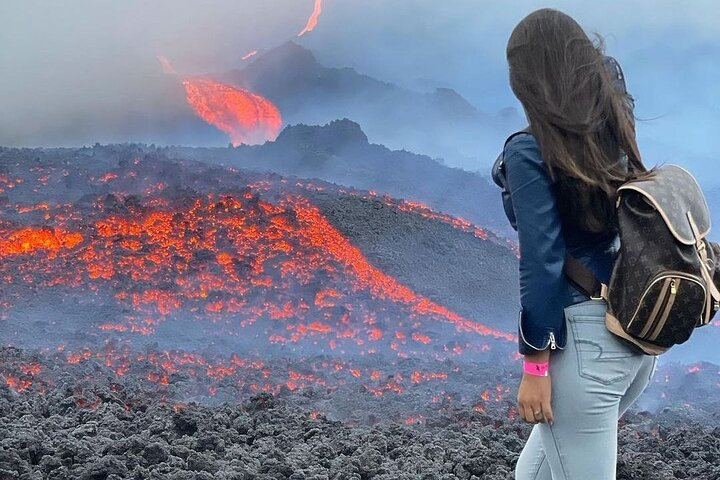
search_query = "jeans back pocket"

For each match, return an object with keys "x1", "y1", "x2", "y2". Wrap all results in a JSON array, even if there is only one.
[{"x1": 568, "y1": 308, "x2": 640, "y2": 385}]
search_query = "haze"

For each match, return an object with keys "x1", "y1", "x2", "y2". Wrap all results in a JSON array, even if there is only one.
[{"x1": 1, "y1": 0, "x2": 717, "y2": 184}]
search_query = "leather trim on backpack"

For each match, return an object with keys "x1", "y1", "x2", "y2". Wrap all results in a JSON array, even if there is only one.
[
  {"x1": 617, "y1": 165, "x2": 711, "y2": 245},
  {"x1": 563, "y1": 163, "x2": 716, "y2": 354},
  {"x1": 605, "y1": 312, "x2": 669, "y2": 355}
]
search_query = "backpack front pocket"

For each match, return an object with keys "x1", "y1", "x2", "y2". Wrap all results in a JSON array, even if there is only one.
[{"x1": 625, "y1": 271, "x2": 706, "y2": 347}]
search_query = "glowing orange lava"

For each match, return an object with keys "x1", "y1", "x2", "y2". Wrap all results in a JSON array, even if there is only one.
[
  {"x1": 298, "y1": 0, "x2": 324, "y2": 36},
  {"x1": 0, "y1": 155, "x2": 534, "y2": 400},
  {"x1": 0, "y1": 227, "x2": 83, "y2": 256},
  {"x1": 182, "y1": 77, "x2": 282, "y2": 146},
  {"x1": 288, "y1": 195, "x2": 515, "y2": 342},
  {"x1": 0, "y1": 182, "x2": 514, "y2": 353}
]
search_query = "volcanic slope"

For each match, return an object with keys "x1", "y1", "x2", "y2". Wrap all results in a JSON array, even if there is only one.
[
  {"x1": 2, "y1": 146, "x2": 720, "y2": 480},
  {"x1": 222, "y1": 41, "x2": 523, "y2": 171},
  {"x1": 0, "y1": 143, "x2": 519, "y2": 369},
  {"x1": 170, "y1": 119, "x2": 514, "y2": 238}
]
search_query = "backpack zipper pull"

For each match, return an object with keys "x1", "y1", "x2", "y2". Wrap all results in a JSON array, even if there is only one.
[
  {"x1": 548, "y1": 332, "x2": 557, "y2": 350},
  {"x1": 670, "y1": 279, "x2": 677, "y2": 295}
]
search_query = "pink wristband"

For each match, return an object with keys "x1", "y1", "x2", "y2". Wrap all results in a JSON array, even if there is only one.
[{"x1": 523, "y1": 359, "x2": 549, "y2": 377}]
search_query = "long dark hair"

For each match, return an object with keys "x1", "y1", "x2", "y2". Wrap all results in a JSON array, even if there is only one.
[{"x1": 507, "y1": 8, "x2": 655, "y2": 234}]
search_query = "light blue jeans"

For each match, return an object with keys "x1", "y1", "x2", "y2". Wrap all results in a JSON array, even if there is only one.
[{"x1": 515, "y1": 291, "x2": 659, "y2": 480}]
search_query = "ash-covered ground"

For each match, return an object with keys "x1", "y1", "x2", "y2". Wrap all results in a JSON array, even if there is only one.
[{"x1": 2, "y1": 347, "x2": 719, "y2": 480}]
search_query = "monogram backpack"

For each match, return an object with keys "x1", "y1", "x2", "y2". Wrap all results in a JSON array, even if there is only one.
[
  {"x1": 563, "y1": 165, "x2": 720, "y2": 354},
  {"x1": 494, "y1": 134, "x2": 720, "y2": 355}
]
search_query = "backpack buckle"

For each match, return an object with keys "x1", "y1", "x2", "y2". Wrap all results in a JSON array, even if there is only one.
[{"x1": 591, "y1": 283, "x2": 609, "y2": 301}]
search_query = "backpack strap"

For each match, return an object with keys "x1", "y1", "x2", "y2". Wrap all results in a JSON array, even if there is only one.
[
  {"x1": 491, "y1": 127, "x2": 533, "y2": 190},
  {"x1": 688, "y1": 211, "x2": 720, "y2": 304},
  {"x1": 563, "y1": 252, "x2": 609, "y2": 301}
]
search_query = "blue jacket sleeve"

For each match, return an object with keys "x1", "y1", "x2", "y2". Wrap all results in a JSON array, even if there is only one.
[{"x1": 503, "y1": 135, "x2": 569, "y2": 354}]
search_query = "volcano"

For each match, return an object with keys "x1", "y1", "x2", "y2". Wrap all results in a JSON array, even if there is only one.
[{"x1": 222, "y1": 42, "x2": 524, "y2": 167}]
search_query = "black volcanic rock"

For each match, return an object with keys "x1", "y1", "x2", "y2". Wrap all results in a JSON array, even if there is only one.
[
  {"x1": 233, "y1": 41, "x2": 325, "y2": 94},
  {"x1": 2, "y1": 362, "x2": 718, "y2": 480},
  {"x1": 272, "y1": 118, "x2": 369, "y2": 156}
]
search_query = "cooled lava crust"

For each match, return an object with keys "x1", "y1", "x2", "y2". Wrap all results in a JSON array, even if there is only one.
[{"x1": 2, "y1": 347, "x2": 720, "y2": 480}]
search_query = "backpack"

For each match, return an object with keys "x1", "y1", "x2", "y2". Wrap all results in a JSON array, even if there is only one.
[
  {"x1": 492, "y1": 136, "x2": 720, "y2": 355},
  {"x1": 563, "y1": 164, "x2": 720, "y2": 354}
]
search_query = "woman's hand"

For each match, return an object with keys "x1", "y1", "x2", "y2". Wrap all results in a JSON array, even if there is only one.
[
  {"x1": 517, "y1": 350, "x2": 554, "y2": 425},
  {"x1": 517, "y1": 373, "x2": 553, "y2": 424}
]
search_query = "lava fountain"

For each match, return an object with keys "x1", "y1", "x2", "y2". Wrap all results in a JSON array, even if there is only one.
[{"x1": 182, "y1": 77, "x2": 283, "y2": 146}]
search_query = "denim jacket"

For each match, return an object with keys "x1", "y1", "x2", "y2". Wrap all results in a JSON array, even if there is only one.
[
  {"x1": 492, "y1": 55, "x2": 630, "y2": 355},
  {"x1": 493, "y1": 133, "x2": 618, "y2": 355}
]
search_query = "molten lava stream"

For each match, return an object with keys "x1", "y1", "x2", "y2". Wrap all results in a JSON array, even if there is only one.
[
  {"x1": 182, "y1": 77, "x2": 282, "y2": 146},
  {"x1": 0, "y1": 190, "x2": 515, "y2": 353},
  {"x1": 298, "y1": 0, "x2": 324, "y2": 36},
  {"x1": 295, "y1": 180, "x2": 521, "y2": 256},
  {"x1": 286, "y1": 194, "x2": 516, "y2": 342}
]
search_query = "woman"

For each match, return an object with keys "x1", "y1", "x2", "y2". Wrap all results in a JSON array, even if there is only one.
[{"x1": 496, "y1": 9, "x2": 659, "y2": 479}]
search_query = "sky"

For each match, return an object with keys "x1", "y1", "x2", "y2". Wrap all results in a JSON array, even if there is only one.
[{"x1": 1, "y1": 0, "x2": 718, "y2": 184}]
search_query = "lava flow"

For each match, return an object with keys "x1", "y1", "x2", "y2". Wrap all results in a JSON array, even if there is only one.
[
  {"x1": 160, "y1": 0, "x2": 328, "y2": 145},
  {"x1": 0, "y1": 187, "x2": 511, "y2": 349},
  {"x1": 0, "y1": 145, "x2": 523, "y2": 403},
  {"x1": 0, "y1": 146, "x2": 516, "y2": 391},
  {"x1": 1, "y1": 146, "x2": 718, "y2": 413},
  {"x1": 156, "y1": 55, "x2": 282, "y2": 146},
  {"x1": 182, "y1": 77, "x2": 282, "y2": 146},
  {"x1": 298, "y1": 0, "x2": 324, "y2": 37}
]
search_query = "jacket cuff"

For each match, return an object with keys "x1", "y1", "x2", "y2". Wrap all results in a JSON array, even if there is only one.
[{"x1": 517, "y1": 307, "x2": 566, "y2": 354}]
